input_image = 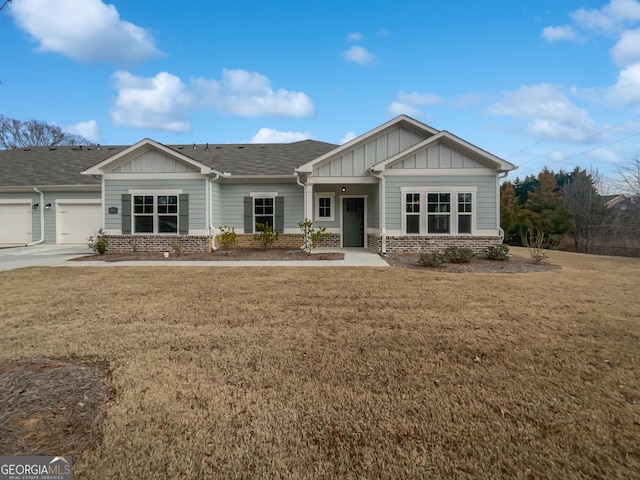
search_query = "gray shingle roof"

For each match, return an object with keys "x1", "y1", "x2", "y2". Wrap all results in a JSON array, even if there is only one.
[{"x1": 0, "y1": 140, "x2": 338, "y2": 186}]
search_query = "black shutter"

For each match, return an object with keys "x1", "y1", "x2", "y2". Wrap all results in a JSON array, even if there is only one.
[
  {"x1": 275, "y1": 197, "x2": 284, "y2": 233},
  {"x1": 179, "y1": 194, "x2": 189, "y2": 235},
  {"x1": 121, "y1": 194, "x2": 131, "y2": 234},
  {"x1": 244, "y1": 197, "x2": 253, "y2": 233}
]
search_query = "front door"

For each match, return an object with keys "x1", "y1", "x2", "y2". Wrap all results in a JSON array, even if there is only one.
[{"x1": 343, "y1": 197, "x2": 364, "y2": 247}]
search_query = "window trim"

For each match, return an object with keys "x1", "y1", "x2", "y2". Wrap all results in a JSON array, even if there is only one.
[
  {"x1": 314, "y1": 192, "x2": 335, "y2": 221},
  {"x1": 128, "y1": 189, "x2": 183, "y2": 235},
  {"x1": 250, "y1": 192, "x2": 278, "y2": 232},
  {"x1": 400, "y1": 186, "x2": 477, "y2": 235}
]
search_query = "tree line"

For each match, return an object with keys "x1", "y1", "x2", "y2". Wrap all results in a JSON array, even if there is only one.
[{"x1": 501, "y1": 164, "x2": 640, "y2": 257}]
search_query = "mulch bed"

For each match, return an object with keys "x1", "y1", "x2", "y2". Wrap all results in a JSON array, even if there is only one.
[
  {"x1": 384, "y1": 252, "x2": 560, "y2": 273},
  {"x1": 0, "y1": 357, "x2": 113, "y2": 458},
  {"x1": 71, "y1": 248, "x2": 345, "y2": 262}
]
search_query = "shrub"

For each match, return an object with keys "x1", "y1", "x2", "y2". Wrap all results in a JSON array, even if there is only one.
[
  {"x1": 522, "y1": 229, "x2": 554, "y2": 265},
  {"x1": 254, "y1": 223, "x2": 278, "y2": 249},
  {"x1": 172, "y1": 243, "x2": 183, "y2": 257},
  {"x1": 87, "y1": 230, "x2": 109, "y2": 255},
  {"x1": 217, "y1": 226, "x2": 237, "y2": 253},
  {"x1": 418, "y1": 251, "x2": 445, "y2": 267},
  {"x1": 485, "y1": 244, "x2": 510, "y2": 261},
  {"x1": 443, "y1": 246, "x2": 475, "y2": 264},
  {"x1": 298, "y1": 219, "x2": 329, "y2": 254}
]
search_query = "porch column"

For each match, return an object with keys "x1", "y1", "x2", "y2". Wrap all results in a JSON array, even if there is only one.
[{"x1": 305, "y1": 184, "x2": 313, "y2": 221}]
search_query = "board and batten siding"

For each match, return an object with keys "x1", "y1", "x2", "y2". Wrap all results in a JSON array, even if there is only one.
[
  {"x1": 105, "y1": 179, "x2": 207, "y2": 231},
  {"x1": 313, "y1": 126, "x2": 428, "y2": 177},
  {"x1": 385, "y1": 174, "x2": 498, "y2": 231},
  {"x1": 111, "y1": 150, "x2": 200, "y2": 174},
  {"x1": 220, "y1": 183, "x2": 303, "y2": 232},
  {"x1": 389, "y1": 143, "x2": 488, "y2": 170}
]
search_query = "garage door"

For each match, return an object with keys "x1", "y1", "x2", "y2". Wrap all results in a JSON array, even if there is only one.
[
  {"x1": 0, "y1": 202, "x2": 32, "y2": 244},
  {"x1": 57, "y1": 202, "x2": 102, "y2": 244}
]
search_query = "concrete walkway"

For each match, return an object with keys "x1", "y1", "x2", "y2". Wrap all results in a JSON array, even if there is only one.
[{"x1": 0, "y1": 245, "x2": 389, "y2": 271}]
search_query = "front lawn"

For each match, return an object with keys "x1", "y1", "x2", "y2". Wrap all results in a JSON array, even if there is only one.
[{"x1": 0, "y1": 250, "x2": 638, "y2": 479}]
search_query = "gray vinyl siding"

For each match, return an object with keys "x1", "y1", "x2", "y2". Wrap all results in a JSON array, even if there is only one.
[
  {"x1": 313, "y1": 126, "x2": 427, "y2": 177},
  {"x1": 385, "y1": 174, "x2": 497, "y2": 230},
  {"x1": 389, "y1": 143, "x2": 489, "y2": 169},
  {"x1": 211, "y1": 181, "x2": 222, "y2": 228},
  {"x1": 220, "y1": 183, "x2": 303, "y2": 230},
  {"x1": 0, "y1": 190, "x2": 101, "y2": 243},
  {"x1": 105, "y1": 179, "x2": 206, "y2": 231}
]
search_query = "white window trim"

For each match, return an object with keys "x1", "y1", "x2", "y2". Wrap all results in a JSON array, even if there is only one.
[
  {"x1": 400, "y1": 187, "x2": 477, "y2": 236},
  {"x1": 130, "y1": 192, "x2": 181, "y2": 235},
  {"x1": 314, "y1": 192, "x2": 335, "y2": 221},
  {"x1": 251, "y1": 193, "x2": 277, "y2": 232}
]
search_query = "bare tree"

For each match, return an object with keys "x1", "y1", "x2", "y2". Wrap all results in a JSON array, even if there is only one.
[
  {"x1": 563, "y1": 168, "x2": 607, "y2": 253},
  {"x1": 0, "y1": 115, "x2": 90, "y2": 149},
  {"x1": 613, "y1": 154, "x2": 640, "y2": 195}
]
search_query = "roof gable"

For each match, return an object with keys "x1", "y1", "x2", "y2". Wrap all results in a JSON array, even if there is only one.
[
  {"x1": 297, "y1": 115, "x2": 438, "y2": 175},
  {"x1": 82, "y1": 139, "x2": 212, "y2": 175},
  {"x1": 372, "y1": 131, "x2": 516, "y2": 172}
]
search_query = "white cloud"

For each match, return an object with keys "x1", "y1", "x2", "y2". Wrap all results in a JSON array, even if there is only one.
[
  {"x1": 611, "y1": 28, "x2": 640, "y2": 66},
  {"x1": 343, "y1": 46, "x2": 375, "y2": 65},
  {"x1": 488, "y1": 84, "x2": 600, "y2": 142},
  {"x1": 193, "y1": 69, "x2": 315, "y2": 117},
  {"x1": 346, "y1": 32, "x2": 363, "y2": 41},
  {"x1": 340, "y1": 131, "x2": 357, "y2": 144},
  {"x1": 606, "y1": 63, "x2": 640, "y2": 103},
  {"x1": 386, "y1": 91, "x2": 443, "y2": 118},
  {"x1": 110, "y1": 71, "x2": 194, "y2": 132},
  {"x1": 571, "y1": 0, "x2": 640, "y2": 35},
  {"x1": 387, "y1": 102, "x2": 422, "y2": 118},
  {"x1": 542, "y1": 25, "x2": 581, "y2": 42},
  {"x1": 250, "y1": 128, "x2": 311, "y2": 143},
  {"x1": 63, "y1": 120, "x2": 100, "y2": 142},
  {"x1": 11, "y1": 0, "x2": 162, "y2": 66}
]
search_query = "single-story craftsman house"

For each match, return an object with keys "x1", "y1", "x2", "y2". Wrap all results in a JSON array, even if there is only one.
[{"x1": 0, "y1": 115, "x2": 516, "y2": 253}]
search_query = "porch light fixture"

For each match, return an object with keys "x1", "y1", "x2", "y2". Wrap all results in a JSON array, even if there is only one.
[
  {"x1": 45, "y1": 203, "x2": 52, "y2": 209},
  {"x1": 341, "y1": 185, "x2": 346, "y2": 192},
  {"x1": 32, "y1": 203, "x2": 39, "y2": 209}
]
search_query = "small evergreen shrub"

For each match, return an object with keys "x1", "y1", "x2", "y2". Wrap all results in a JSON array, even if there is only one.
[
  {"x1": 443, "y1": 246, "x2": 475, "y2": 264},
  {"x1": 87, "y1": 230, "x2": 109, "y2": 255},
  {"x1": 298, "y1": 219, "x2": 329, "y2": 254},
  {"x1": 217, "y1": 226, "x2": 237, "y2": 252},
  {"x1": 418, "y1": 251, "x2": 445, "y2": 267},
  {"x1": 485, "y1": 244, "x2": 510, "y2": 261},
  {"x1": 254, "y1": 222, "x2": 278, "y2": 249}
]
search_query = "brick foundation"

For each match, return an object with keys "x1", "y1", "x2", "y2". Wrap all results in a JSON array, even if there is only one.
[
  {"x1": 218, "y1": 233, "x2": 341, "y2": 250},
  {"x1": 105, "y1": 235, "x2": 211, "y2": 253},
  {"x1": 376, "y1": 235, "x2": 503, "y2": 254}
]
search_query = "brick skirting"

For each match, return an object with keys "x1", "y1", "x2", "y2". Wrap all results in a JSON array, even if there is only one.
[
  {"x1": 378, "y1": 235, "x2": 503, "y2": 254},
  {"x1": 221, "y1": 233, "x2": 341, "y2": 250},
  {"x1": 104, "y1": 235, "x2": 211, "y2": 253}
]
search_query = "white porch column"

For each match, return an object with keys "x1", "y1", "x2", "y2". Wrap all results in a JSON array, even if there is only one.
[{"x1": 305, "y1": 183, "x2": 313, "y2": 221}]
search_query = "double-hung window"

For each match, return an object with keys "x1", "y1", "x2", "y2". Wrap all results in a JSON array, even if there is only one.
[
  {"x1": 133, "y1": 194, "x2": 178, "y2": 234},
  {"x1": 254, "y1": 196, "x2": 274, "y2": 231},
  {"x1": 457, "y1": 193, "x2": 472, "y2": 234},
  {"x1": 405, "y1": 193, "x2": 421, "y2": 234},
  {"x1": 315, "y1": 193, "x2": 335, "y2": 221},
  {"x1": 427, "y1": 193, "x2": 451, "y2": 234}
]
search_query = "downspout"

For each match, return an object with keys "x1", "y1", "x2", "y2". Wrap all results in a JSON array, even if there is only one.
[
  {"x1": 296, "y1": 171, "x2": 306, "y2": 219},
  {"x1": 497, "y1": 171, "x2": 509, "y2": 239},
  {"x1": 369, "y1": 169, "x2": 386, "y2": 255},
  {"x1": 209, "y1": 174, "x2": 220, "y2": 250},
  {"x1": 26, "y1": 187, "x2": 45, "y2": 246}
]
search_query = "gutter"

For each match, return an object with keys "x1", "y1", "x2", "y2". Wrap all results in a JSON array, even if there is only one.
[
  {"x1": 369, "y1": 169, "x2": 387, "y2": 255},
  {"x1": 26, "y1": 187, "x2": 45, "y2": 246}
]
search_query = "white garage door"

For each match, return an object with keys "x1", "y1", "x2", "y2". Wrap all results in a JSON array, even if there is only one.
[
  {"x1": 57, "y1": 202, "x2": 102, "y2": 244},
  {"x1": 0, "y1": 202, "x2": 32, "y2": 244}
]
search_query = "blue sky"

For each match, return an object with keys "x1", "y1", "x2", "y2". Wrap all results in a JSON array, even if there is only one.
[{"x1": 2, "y1": 0, "x2": 640, "y2": 181}]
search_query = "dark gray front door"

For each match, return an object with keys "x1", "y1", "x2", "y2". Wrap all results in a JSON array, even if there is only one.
[{"x1": 343, "y1": 197, "x2": 364, "y2": 247}]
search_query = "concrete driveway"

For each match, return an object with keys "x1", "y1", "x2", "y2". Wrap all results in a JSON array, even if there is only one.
[{"x1": 0, "y1": 244, "x2": 93, "y2": 272}]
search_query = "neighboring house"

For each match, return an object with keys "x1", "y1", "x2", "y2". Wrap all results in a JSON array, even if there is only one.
[{"x1": 0, "y1": 115, "x2": 517, "y2": 253}]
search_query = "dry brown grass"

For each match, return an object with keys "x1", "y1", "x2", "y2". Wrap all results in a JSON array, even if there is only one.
[{"x1": 0, "y1": 248, "x2": 639, "y2": 479}]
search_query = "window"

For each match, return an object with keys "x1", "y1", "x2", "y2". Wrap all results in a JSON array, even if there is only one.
[
  {"x1": 315, "y1": 193, "x2": 335, "y2": 221},
  {"x1": 254, "y1": 197, "x2": 274, "y2": 230},
  {"x1": 133, "y1": 195, "x2": 178, "y2": 234},
  {"x1": 427, "y1": 193, "x2": 451, "y2": 234},
  {"x1": 405, "y1": 193, "x2": 420, "y2": 234},
  {"x1": 457, "y1": 193, "x2": 472, "y2": 234}
]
